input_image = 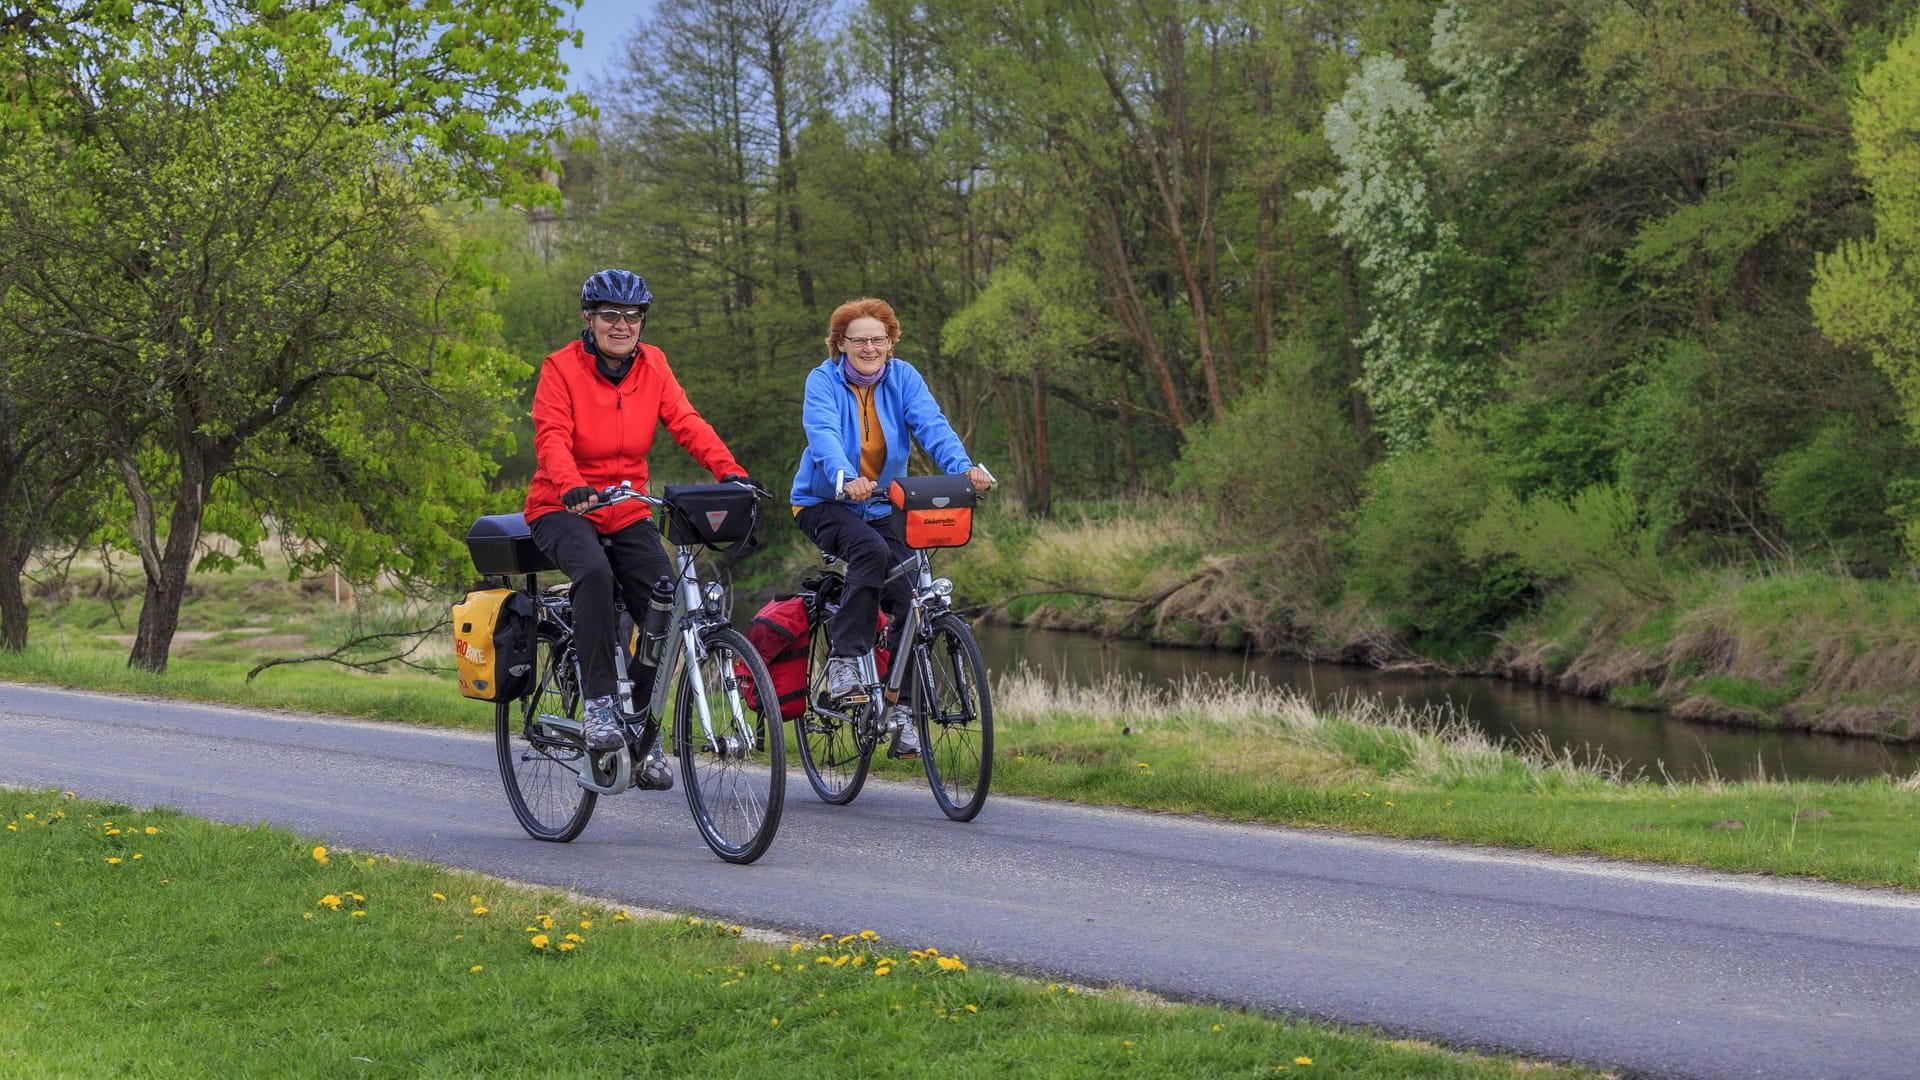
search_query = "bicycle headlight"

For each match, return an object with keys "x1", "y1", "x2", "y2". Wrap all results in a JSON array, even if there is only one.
[
  {"x1": 930, "y1": 577, "x2": 954, "y2": 598},
  {"x1": 703, "y1": 581, "x2": 726, "y2": 612}
]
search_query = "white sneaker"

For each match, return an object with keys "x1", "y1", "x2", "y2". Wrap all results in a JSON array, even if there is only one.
[
  {"x1": 822, "y1": 656, "x2": 866, "y2": 703},
  {"x1": 885, "y1": 704, "x2": 919, "y2": 760}
]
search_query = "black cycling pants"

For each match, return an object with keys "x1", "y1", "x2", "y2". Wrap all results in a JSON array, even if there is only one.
[
  {"x1": 795, "y1": 502, "x2": 912, "y2": 658},
  {"x1": 530, "y1": 510, "x2": 672, "y2": 701}
]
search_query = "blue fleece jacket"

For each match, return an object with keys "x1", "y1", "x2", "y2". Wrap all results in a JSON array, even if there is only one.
[{"x1": 789, "y1": 357, "x2": 973, "y2": 520}]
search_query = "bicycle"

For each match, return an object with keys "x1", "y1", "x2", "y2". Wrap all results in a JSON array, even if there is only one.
[
  {"x1": 465, "y1": 480, "x2": 786, "y2": 864},
  {"x1": 792, "y1": 475, "x2": 993, "y2": 822}
]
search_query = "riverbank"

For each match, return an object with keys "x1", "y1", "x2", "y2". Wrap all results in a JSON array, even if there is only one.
[{"x1": 933, "y1": 499, "x2": 1920, "y2": 744}]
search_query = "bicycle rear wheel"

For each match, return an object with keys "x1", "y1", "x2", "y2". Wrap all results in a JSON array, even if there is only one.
[
  {"x1": 675, "y1": 627, "x2": 786, "y2": 863},
  {"x1": 795, "y1": 623, "x2": 871, "y2": 803},
  {"x1": 916, "y1": 612, "x2": 993, "y2": 822},
  {"x1": 496, "y1": 627, "x2": 597, "y2": 842}
]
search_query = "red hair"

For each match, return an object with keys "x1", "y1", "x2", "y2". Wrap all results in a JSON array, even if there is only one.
[{"x1": 825, "y1": 298, "x2": 900, "y2": 356}]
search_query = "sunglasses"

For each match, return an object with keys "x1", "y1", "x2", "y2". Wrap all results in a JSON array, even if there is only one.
[{"x1": 592, "y1": 309, "x2": 645, "y2": 325}]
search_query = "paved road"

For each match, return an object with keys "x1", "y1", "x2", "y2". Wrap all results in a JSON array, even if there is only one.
[{"x1": 3, "y1": 682, "x2": 1918, "y2": 1079}]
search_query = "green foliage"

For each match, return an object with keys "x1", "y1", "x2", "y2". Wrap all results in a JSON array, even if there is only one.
[
  {"x1": 1463, "y1": 483, "x2": 1669, "y2": 615},
  {"x1": 1173, "y1": 342, "x2": 1365, "y2": 546},
  {"x1": 1764, "y1": 418, "x2": 1908, "y2": 571},
  {"x1": 1343, "y1": 428, "x2": 1530, "y2": 650},
  {"x1": 1812, "y1": 15, "x2": 1920, "y2": 552}
]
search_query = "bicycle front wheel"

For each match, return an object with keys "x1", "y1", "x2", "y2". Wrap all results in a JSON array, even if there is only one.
[
  {"x1": 795, "y1": 623, "x2": 871, "y2": 804},
  {"x1": 675, "y1": 627, "x2": 786, "y2": 863},
  {"x1": 496, "y1": 628, "x2": 597, "y2": 842},
  {"x1": 916, "y1": 612, "x2": 993, "y2": 822}
]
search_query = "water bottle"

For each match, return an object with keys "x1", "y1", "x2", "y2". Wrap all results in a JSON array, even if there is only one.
[{"x1": 637, "y1": 576, "x2": 674, "y2": 668}]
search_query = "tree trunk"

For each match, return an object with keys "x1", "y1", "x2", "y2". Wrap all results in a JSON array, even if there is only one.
[
  {"x1": 1030, "y1": 361, "x2": 1052, "y2": 518},
  {"x1": 0, "y1": 541, "x2": 28, "y2": 652},
  {"x1": 118, "y1": 444, "x2": 213, "y2": 674}
]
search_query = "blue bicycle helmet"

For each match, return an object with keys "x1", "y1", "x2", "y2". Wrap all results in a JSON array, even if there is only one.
[{"x1": 580, "y1": 268, "x2": 652, "y2": 310}]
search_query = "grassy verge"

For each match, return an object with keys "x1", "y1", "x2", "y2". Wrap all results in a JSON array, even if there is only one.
[{"x1": 0, "y1": 789, "x2": 1596, "y2": 1079}]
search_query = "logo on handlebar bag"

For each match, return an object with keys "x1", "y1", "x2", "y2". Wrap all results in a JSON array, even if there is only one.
[{"x1": 705, "y1": 510, "x2": 731, "y2": 532}]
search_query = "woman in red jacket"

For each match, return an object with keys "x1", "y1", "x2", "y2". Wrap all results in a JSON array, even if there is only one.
[{"x1": 523, "y1": 269, "x2": 751, "y2": 786}]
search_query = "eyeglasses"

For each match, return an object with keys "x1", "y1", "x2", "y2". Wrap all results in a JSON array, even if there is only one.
[
  {"x1": 843, "y1": 335, "x2": 891, "y2": 349},
  {"x1": 593, "y1": 309, "x2": 645, "y2": 325}
]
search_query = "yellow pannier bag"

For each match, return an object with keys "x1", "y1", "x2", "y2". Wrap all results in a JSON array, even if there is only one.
[{"x1": 453, "y1": 588, "x2": 537, "y2": 701}]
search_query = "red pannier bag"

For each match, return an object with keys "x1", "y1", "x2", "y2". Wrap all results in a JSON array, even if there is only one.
[
  {"x1": 738, "y1": 592, "x2": 890, "y2": 720},
  {"x1": 741, "y1": 595, "x2": 812, "y2": 720}
]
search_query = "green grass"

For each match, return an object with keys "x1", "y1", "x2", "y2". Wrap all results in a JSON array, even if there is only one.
[{"x1": 0, "y1": 789, "x2": 1594, "y2": 1079}]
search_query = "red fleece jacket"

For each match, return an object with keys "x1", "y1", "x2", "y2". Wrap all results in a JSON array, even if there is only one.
[{"x1": 523, "y1": 340, "x2": 743, "y2": 534}]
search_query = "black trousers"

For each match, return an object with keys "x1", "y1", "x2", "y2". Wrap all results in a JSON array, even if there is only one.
[
  {"x1": 795, "y1": 502, "x2": 912, "y2": 657},
  {"x1": 530, "y1": 510, "x2": 672, "y2": 701}
]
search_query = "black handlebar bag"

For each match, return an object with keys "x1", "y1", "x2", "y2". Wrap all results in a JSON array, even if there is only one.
[
  {"x1": 886, "y1": 475, "x2": 977, "y2": 548},
  {"x1": 661, "y1": 484, "x2": 759, "y2": 550}
]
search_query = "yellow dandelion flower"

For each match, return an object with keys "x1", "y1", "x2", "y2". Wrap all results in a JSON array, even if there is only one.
[
  {"x1": 349, "y1": 893, "x2": 364, "y2": 903},
  {"x1": 858, "y1": 929, "x2": 878, "y2": 941},
  {"x1": 769, "y1": 1018, "x2": 780, "y2": 1028},
  {"x1": 936, "y1": 956, "x2": 968, "y2": 972},
  {"x1": 530, "y1": 934, "x2": 550, "y2": 949},
  {"x1": 24, "y1": 813, "x2": 34, "y2": 820},
  {"x1": 578, "y1": 919, "x2": 593, "y2": 930},
  {"x1": 557, "y1": 942, "x2": 577, "y2": 952},
  {"x1": 5, "y1": 823, "x2": 16, "y2": 832},
  {"x1": 471, "y1": 906, "x2": 488, "y2": 916},
  {"x1": 836, "y1": 933, "x2": 856, "y2": 945},
  {"x1": 688, "y1": 917, "x2": 704, "y2": 926},
  {"x1": 350, "y1": 910, "x2": 367, "y2": 919},
  {"x1": 362, "y1": 858, "x2": 375, "y2": 866},
  {"x1": 965, "y1": 1004, "x2": 978, "y2": 1013},
  {"x1": 772, "y1": 963, "x2": 783, "y2": 972},
  {"x1": 874, "y1": 967, "x2": 891, "y2": 977},
  {"x1": 1384, "y1": 800, "x2": 1395, "y2": 808},
  {"x1": 318, "y1": 894, "x2": 342, "y2": 909},
  {"x1": 613, "y1": 910, "x2": 631, "y2": 922},
  {"x1": 1134, "y1": 762, "x2": 1150, "y2": 770},
  {"x1": 311, "y1": 846, "x2": 329, "y2": 864},
  {"x1": 790, "y1": 943, "x2": 805, "y2": 954},
  {"x1": 1047, "y1": 983, "x2": 1058, "y2": 992},
  {"x1": 832, "y1": 955, "x2": 849, "y2": 968},
  {"x1": 815, "y1": 956, "x2": 832, "y2": 965},
  {"x1": 924, "y1": 947, "x2": 940, "y2": 956},
  {"x1": 1211, "y1": 1024, "x2": 1223, "y2": 1033},
  {"x1": 469, "y1": 965, "x2": 484, "y2": 973},
  {"x1": 1294, "y1": 1057, "x2": 1313, "y2": 1066},
  {"x1": 819, "y1": 932, "x2": 834, "y2": 941},
  {"x1": 469, "y1": 894, "x2": 483, "y2": 905},
  {"x1": 432, "y1": 893, "x2": 446, "y2": 901},
  {"x1": 852, "y1": 956, "x2": 866, "y2": 968},
  {"x1": 63, "y1": 791, "x2": 75, "y2": 799},
  {"x1": 303, "y1": 912, "x2": 315, "y2": 921},
  {"x1": 132, "y1": 853, "x2": 142, "y2": 860},
  {"x1": 1123, "y1": 1040, "x2": 1134, "y2": 1048},
  {"x1": 564, "y1": 933, "x2": 583, "y2": 943},
  {"x1": 144, "y1": 826, "x2": 159, "y2": 835},
  {"x1": 53, "y1": 811, "x2": 63, "y2": 819},
  {"x1": 105, "y1": 857, "x2": 122, "y2": 866},
  {"x1": 105, "y1": 828, "x2": 120, "y2": 836}
]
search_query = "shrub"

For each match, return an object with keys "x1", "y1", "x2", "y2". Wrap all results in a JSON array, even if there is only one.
[{"x1": 1343, "y1": 427, "x2": 1531, "y2": 651}]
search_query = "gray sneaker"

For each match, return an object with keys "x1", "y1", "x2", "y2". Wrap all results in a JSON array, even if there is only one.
[
  {"x1": 582, "y1": 696, "x2": 624, "y2": 751},
  {"x1": 822, "y1": 656, "x2": 865, "y2": 703},
  {"x1": 885, "y1": 703, "x2": 919, "y2": 760},
  {"x1": 637, "y1": 746, "x2": 674, "y2": 790}
]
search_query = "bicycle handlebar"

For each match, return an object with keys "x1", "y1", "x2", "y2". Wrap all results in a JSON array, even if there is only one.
[{"x1": 582, "y1": 478, "x2": 772, "y2": 515}]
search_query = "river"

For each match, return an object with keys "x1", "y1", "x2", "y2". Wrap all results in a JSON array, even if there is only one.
[{"x1": 971, "y1": 625, "x2": 1920, "y2": 782}]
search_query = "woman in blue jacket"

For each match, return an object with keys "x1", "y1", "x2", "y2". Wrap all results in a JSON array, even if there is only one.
[{"x1": 789, "y1": 297, "x2": 991, "y2": 759}]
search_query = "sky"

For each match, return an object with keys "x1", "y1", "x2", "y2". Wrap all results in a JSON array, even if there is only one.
[{"x1": 555, "y1": 0, "x2": 658, "y2": 96}]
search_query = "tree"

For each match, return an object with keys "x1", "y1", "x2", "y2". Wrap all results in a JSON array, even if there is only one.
[
  {"x1": 1812, "y1": 14, "x2": 1920, "y2": 550},
  {"x1": 0, "y1": 1, "x2": 579, "y2": 671}
]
